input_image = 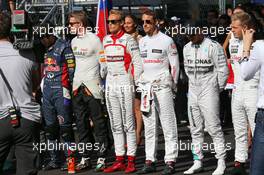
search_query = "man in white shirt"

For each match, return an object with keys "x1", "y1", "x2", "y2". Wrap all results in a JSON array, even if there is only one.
[
  {"x1": 239, "y1": 26, "x2": 264, "y2": 175},
  {"x1": 68, "y1": 11, "x2": 109, "y2": 172}
]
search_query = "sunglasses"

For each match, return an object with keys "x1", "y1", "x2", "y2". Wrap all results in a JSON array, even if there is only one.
[
  {"x1": 107, "y1": 19, "x2": 121, "y2": 25},
  {"x1": 142, "y1": 20, "x2": 152, "y2": 24}
]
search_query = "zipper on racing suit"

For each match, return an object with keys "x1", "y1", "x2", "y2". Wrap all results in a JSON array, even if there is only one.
[
  {"x1": 190, "y1": 45, "x2": 199, "y2": 127},
  {"x1": 194, "y1": 45, "x2": 199, "y2": 80}
]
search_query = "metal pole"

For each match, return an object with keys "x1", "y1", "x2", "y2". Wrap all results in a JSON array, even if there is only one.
[
  {"x1": 219, "y1": 0, "x2": 225, "y2": 15},
  {"x1": 223, "y1": 0, "x2": 226, "y2": 15},
  {"x1": 61, "y1": 4, "x2": 65, "y2": 39},
  {"x1": 233, "y1": 0, "x2": 236, "y2": 8},
  {"x1": 128, "y1": 0, "x2": 131, "y2": 13},
  {"x1": 69, "y1": 0, "x2": 72, "y2": 13},
  {"x1": 161, "y1": 0, "x2": 166, "y2": 18}
]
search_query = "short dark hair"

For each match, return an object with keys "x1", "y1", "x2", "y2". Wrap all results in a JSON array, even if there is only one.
[
  {"x1": 142, "y1": 10, "x2": 157, "y2": 21},
  {"x1": 0, "y1": 12, "x2": 11, "y2": 39},
  {"x1": 39, "y1": 22, "x2": 56, "y2": 38},
  {"x1": 208, "y1": 9, "x2": 219, "y2": 18},
  {"x1": 218, "y1": 14, "x2": 231, "y2": 25},
  {"x1": 125, "y1": 14, "x2": 138, "y2": 27}
]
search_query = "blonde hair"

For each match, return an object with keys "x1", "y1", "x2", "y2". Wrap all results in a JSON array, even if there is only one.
[
  {"x1": 69, "y1": 11, "x2": 88, "y2": 27},
  {"x1": 109, "y1": 9, "x2": 124, "y2": 20},
  {"x1": 231, "y1": 12, "x2": 253, "y2": 28}
]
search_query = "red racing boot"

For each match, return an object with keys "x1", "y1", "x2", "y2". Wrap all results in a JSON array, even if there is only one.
[
  {"x1": 103, "y1": 156, "x2": 126, "y2": 173},
  {"x1": 125, "y1": 156, "x2": 136, "y2": 173}
]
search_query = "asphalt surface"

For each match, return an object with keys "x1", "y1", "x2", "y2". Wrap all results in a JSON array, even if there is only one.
[{"x1": 3, "y1": 123, "x2": 250, "y2": 175}]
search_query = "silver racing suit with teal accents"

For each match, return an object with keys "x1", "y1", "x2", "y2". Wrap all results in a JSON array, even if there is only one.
[{"x1": 183, "y1": 38, "x2": 229, "y2": 161}]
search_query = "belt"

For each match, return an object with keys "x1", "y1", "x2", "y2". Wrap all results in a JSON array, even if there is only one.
[
  {"x1": 255, "y1": 109, "x2": 264, "y2": 123},
  {"x1": 258, "y1": 108, "x2": 264, "y2": 112}
]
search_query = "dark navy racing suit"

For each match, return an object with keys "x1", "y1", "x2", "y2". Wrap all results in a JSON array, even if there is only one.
[{"x1": 42, "y1": 38, "x2": 75, "y2": 151}]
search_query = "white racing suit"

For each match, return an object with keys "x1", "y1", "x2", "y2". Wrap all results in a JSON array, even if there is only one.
[
  {"x1": 138, "y1": 31, "x2": 179, "y2": 162},
  {"x1": 229, "y1": 36, "x2": 259, "y2": 163},
  {"x1": 101, "y1": 31, "x2": 143, "y2": 156},
  {"x1": 183, "y1": 38, "x2": 228, "y2": 161}
]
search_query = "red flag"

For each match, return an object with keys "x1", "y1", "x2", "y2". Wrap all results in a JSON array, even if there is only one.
[
  {"x1": 225, "y1": 62, "x2": 234, "y2": 89},
  {"x1": 96, "y1": 0, "x2": 112, "y2": 41}
]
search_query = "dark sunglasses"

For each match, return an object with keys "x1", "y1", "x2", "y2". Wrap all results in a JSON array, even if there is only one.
[
  {"x1": 107, "y1": 19, "x2": 121, "y2": 25},
  {"x1": 142, "y1": 20, "x2": 152, "y2": 24}
]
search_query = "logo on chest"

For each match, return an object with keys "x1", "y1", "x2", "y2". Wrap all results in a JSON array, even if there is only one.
[
  {"x1": 140, "y1": 50, "x2": 148, "y2": 58},
  {"x1": 231, "y1": 45, "x2": 239, "y2": 54},
  {"x1": 152, "y1": 49, "x2": 162, "y2": 54},
  {"x1": 105, "y1": 45, "x2": 125, "y2": 62},
  {"x1": 187, "y1": 59, "x2": 212, "y2": 64},
  {"x1": 44, "y1": 57, "x2": 60, "y2": 72},
  {"x1": 45, "y1": 57, "x2": 57, "y2": 65}
]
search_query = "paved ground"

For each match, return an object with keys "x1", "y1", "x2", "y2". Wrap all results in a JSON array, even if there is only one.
[{"x1": 3, "y1": 124, "x2": 250, "y2": 175}]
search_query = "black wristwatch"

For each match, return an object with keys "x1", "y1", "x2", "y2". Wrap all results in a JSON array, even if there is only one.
[{"x1": 238, "y1": 56, "x2": 249, "y2": 64}]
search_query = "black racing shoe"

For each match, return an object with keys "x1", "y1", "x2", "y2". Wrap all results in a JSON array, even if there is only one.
[
  {"x1": 161, "y1": 161, "x2": 176, "y2": 175},
  {"x1": 229, "y1": 162, "x2": 247, "y2": 175},
  {"x1": 137, "y1": 160, "x2": 156, "y2": 174},
  {"x1": 42, "y1": 160, "x2": 60, "y2": 171}
]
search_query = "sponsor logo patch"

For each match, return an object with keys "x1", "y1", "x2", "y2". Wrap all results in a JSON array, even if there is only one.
[{"x1": 152, "y1": 49, "x2": 162, "y2": 54}]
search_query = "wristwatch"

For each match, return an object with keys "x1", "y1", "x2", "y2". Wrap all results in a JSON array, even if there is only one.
[{"x1": 238, "y1": 56, "x2": 249, "y2": 64}]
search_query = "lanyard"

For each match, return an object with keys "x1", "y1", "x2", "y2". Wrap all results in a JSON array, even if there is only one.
[{"x1": 0, "y1": 68, "x2": 19, "y2": 110}]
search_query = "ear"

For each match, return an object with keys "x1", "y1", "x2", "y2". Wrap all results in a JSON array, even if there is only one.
[
  {"x1": 121, "y1": 20, "x2": 124, "y2": 26},
  {"x1": 155, "y1": 20, "x2": 159, "y2": 26},
  {"x1": 242, "y1": 25, "x2": 248, "y2": 31}
]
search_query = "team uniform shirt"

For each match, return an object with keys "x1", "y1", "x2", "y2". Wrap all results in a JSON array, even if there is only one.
[
  {"x1": 184, "y1": 38, "x2": 228, "y2": 90},
  {"x1": 229, "y1": 37, "x2": 259, "y2": 91},
  {"x1": 138, "y1": 31, "x2": 179, "y2": 88},
  {"x1": 102, "y1": 31, "x2": 142, "y2": 80},
  {"x1": 71, "y1": 32, "x2": 104, "y2": 99}
]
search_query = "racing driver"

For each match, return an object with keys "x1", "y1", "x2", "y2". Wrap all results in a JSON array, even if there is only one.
[
  {"x1": 100, "y1": 9, "x2": 143, "y2": 174},
  {"x1": 40, "y1": 25, "x2": 76, "y2": 171},
  {"x1": 183, "y1": 22, "x2": 229, "y2": 175},
  {"x1": 229, "y1": 12, "x2": 259, "y2": 175},
  {"x1": 137, "y1": 10, "x2": 179, "y2": 175}
]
